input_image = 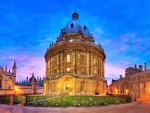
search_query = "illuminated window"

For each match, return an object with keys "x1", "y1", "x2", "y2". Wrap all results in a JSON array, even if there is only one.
[
  {"x1": 67, "y1": 68, "x2": 70, "y2": 72},
  {"x1": 67, "y1": 55, "x2": 70, "y2": 62},
  {"x1": 94, "y1": 69, "x2": 97, "y2": 74}
]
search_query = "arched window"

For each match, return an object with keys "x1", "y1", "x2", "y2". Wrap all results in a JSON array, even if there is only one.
[
  {"x1": 67, "y1": 55, "x2": 70, "y2": 62},
  {"x1": 71, "y1": 23, "x2": 74, "y2": 28},
  {"x1": 94, "y1": 69, "x2": 97, "y2": 74},
  {"x1": 84, "y1": 26, "x2": 86, "y2": 30}
]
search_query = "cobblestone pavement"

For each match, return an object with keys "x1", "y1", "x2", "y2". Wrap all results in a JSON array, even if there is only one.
[{"x1": 0, "y1": 100, "x2": 150, "y2": 113}]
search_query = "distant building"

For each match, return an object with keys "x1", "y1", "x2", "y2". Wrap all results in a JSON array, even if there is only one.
[
  {"x1": 0, "y1": 61, "x2": 16, "y2": 90},
  {"x1": 15, "y1": 73, "x2": 44, "y2": 94},
  {"x1": 0, "y1": 61, "x2": 43, "y2": 95},
  {"x1": 16, "y1": 73, "x2": 43, "y2": 87},
  {"x1": 109, "y1": 63, "x2": 150, "y2": 100},
  {"x1": 44, "y1": 11, "x2": 107, "y2": 96}
]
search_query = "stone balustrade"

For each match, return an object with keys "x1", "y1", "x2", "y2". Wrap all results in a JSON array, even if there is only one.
[{"x1": 47, "y1": 40, "x2": 104, "y2": 52}]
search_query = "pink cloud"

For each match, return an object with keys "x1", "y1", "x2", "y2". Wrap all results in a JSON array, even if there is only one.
[
  {"x1": 3, "y1": 54, "x2": 45, "y2": 82},
  {"x1": 16, "y1": 56, "x2": 45, "y2": 81},
  {"x1": 105, "y1": 62, "x2": 125, "y2": 85}
]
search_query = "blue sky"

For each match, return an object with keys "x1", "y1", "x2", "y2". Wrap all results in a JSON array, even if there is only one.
[{"x1": 0, "y1": 0, "x2": 150, "y2": 85}]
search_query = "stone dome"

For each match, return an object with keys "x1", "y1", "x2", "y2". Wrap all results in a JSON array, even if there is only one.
[
  {"x1": 29, "y1": 73, "x2": 36, "y2": 84},
  {"x1": 63, "y1": 10, "x2": 90, "y2": 37}
]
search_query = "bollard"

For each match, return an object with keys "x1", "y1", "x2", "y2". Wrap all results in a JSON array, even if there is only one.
[
  {"x1": 10, "y1": 95, "x2": 14, "y2": 105},
  {"x1": 21, "y1": 96, "x2": 26, "y2": 106}
]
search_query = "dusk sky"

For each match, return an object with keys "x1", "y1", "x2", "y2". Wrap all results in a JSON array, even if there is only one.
[{"x1": 0, "y1": 0, "x2": 150, "y2": 85}]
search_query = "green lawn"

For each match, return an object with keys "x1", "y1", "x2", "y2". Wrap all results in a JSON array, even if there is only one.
[
  {"x1": 26, "y1": 95, "x2": 131, "y2": 107},
  {"x1": 26, "y1": 95, "x2": 52, "y2": 102}
]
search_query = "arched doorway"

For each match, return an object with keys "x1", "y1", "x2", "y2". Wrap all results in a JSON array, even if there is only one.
[{"x1": 63, "y1": 81, "x2": 71, "y2": 95}]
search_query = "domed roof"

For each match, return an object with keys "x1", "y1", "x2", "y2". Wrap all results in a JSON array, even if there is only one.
[
  {"x1": 29, "y1": 73, "x2": 36, "y2": 84},
  {"x1": 64, "y1": 10, "x2": 90, "y2": 37}
]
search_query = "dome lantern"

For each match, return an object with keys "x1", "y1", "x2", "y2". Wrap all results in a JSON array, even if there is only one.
[{"x1": 72, "y1": 10, "x2": 79, "y2": 20}]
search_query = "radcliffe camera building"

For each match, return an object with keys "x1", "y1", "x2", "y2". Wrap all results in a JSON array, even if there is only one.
[{"x1": 44, "y1": 11, "x2": 107, "y2": 95}]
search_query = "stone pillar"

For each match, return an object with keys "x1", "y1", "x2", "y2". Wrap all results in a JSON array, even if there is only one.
[
  {"x1": 10, "y1": 95, "x2": 14, "y2": 105},
  {"x1": 75, "y1": 49, "x2": 77, "y2": 74},
  {"x1": 57, "y1": 52, "x2": 59, "y2": 75},
  {"x1": 50, "y1": 56, "x2": 51, "y2": 76},
  {"x1": 98, "y1": 56, "x2": 100, "y2": 77},
  {"x1": 73, "y1": 49, "x2": 75, "y2": 74},
  {"x1": 60, "y1": 51, "x2": 62, "y2": 74},
  {"x1": 46, "y1": 61, "x2": 48, "y2": 77},
  {"x1": 87, "y1": 51, "x2": 89, "y2": 76},
  {"x1": 102, "y1": 59, "x2": 104, "y2": 78},
  {"x1": 51, "y1": 55, "x2": 53, "y2": 76},
  {"x1": 90, "y1": 52, "x2": 93, "y2": 76},
  {"x1": 63, "y1": 51, "x2": 65, "y2": 74},
  {"x1": 21, "y1": 96, "x2": 26, "y2": 106},
  {"x1": 77, "y1": 50, "x2": 80, "y2": 75},
  {"x1": 49, "y1": 57, "x2": 50, "y2": 76},
  {"x1": 100, "y1": 57, "x2": 102, "y2": 77}
]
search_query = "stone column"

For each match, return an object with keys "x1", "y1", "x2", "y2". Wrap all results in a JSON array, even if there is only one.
[
  {"x1": 63, "y1": 51, "x2": 65, "y2": 74},
  {"x1": 73, "y1": 49, "x2": 75, "y2": 74},
  {"x1": 77, "y1": 50, "x2": 80, "y2": 75},
  {"x1": 51, "y1": 55, "x2": 53, "y2": 76},
  {"x1": 75, "y1": 49, "x2": 77, "y2": 74},
  {"x1": 21, "y1": 96, "x2": 26, "y2": 106},
  {"x1": 102, "y1": 59, "x2": 104, "y2": 78},
  {"x1": 10, "y1": 95, "x2": 14, "y2": 105},
  {"x1": 57, "y1": 52, "x2": 59, "y2": 75},
  {"x1": 98, "y1": 56, "x2": 100, "y2": 77},
  {"x1": 49, "y1": 56, "x2": 51, "y2": 76},
  {"x1": 100, "y1": 57, "x2": 102, "y2": 77},
  {"x1": 90, "y1": 52, "x2": 93, "y2": 76},
  {"x1": 86, "y1": 51, "x2": 89, "y2": 76},
  {"x1": 59, "y1": 51, "x2": 62, "y2": 74}
]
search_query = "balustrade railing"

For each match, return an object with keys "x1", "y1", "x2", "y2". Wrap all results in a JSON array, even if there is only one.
[{"x1": 47, "y1": 40, "x2": 104, "y2": 52}]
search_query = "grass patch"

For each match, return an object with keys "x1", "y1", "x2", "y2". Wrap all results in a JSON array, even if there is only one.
[
  {"x1": 26, "y1": 95, "x2": 52, "y2": 102},
  {"x1": 26, "y1": 95, "x2": 132, "y2": 107}
]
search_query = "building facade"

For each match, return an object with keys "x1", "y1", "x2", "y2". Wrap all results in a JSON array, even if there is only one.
[
  {"x1": 109, "y1": 63, "x2": 150, "y2": 100},
  {"x1": 0, "y1": 62, "x2": 43, "y2": 95},
  {"x1": 0, "y1": 61, "x2": 16, "y2": 90},
  {"x1": 44, "y1": 11, "x2": 107, "y2": 96}
]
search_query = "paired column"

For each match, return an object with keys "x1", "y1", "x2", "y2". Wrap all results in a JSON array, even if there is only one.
[
  {"x1": 98, "y1": 56, "x2": 100, "y2": 77},
  {"x1": 57, "y1": 52, "x2": 60, "y2": 75},
  {"x1": 73, "y1": 49, "x2": 76, "y2": 74},
  {"x1": 100, "y1": 57, "x2": 102, "y2": 77},
  {"x1": 86, "y1": 51, "x2": 89, "y2": 76},
  {"x1": 90, "y1": 52, "x2": 93, "y2": 76},
  {"x1": 76, "y1": 50, "x2": 80, "y2": 75}
]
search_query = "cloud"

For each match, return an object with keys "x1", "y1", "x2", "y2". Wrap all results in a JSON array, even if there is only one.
[
  {"x1": 16, "y1": 56, "x2": 45, "y2": 81},
  {"x1": 105, "y1": 62, "x2": 126, "y2": 85}
]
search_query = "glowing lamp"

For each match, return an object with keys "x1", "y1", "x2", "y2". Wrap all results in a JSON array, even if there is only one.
[{"x1": 14, "y1": 86, "x2": 18, "y2": 93}]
